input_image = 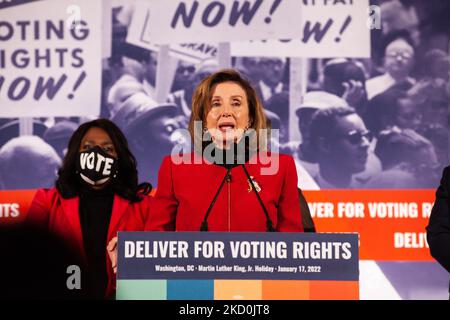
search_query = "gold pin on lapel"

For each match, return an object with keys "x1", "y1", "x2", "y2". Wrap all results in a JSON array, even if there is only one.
[{"x1": 247, "y1": 176, "x2": 262, "y2": 193}]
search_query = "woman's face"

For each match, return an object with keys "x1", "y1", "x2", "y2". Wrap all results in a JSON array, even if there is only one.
[
  {"x1": 79, "y1": 127, "x2": 117, "y2": 158},
  {"x1": 206, "y1": 81, "x2": 250, "y2": 148}
]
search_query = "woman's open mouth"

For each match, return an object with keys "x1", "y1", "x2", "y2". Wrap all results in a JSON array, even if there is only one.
[{"x1": 218, "y1": 123, "x2": 236, "y2": 132}]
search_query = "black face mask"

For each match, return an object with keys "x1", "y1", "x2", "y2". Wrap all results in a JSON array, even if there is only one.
[{"x1": 76, "y1": 146, "x2": 118, "y2": 186}]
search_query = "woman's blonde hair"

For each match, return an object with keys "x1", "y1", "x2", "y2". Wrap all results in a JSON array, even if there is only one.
[{"x1": 188, "y1": 69, "x2": 267, "y2": 151}]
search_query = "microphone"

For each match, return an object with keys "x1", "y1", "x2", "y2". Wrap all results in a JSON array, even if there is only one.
[
  {"x1": 241, "y1": 164, "x2": 276, "y2": 232},
  {"x1": 200, "y1": 167, "x2": 232, "y2": 231},
  {"x1": 200, "y1": 137, "x2": 274, "y2": 232}
]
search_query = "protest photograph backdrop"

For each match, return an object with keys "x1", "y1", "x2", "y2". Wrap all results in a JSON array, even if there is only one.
[{"x1": 1, "y1": 0, "x2": 449, "y2": 299}]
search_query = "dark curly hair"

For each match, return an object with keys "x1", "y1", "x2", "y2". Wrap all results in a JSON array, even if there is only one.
[{"x1": 55, "y1": 119, "x2": 151, "y2": 202}]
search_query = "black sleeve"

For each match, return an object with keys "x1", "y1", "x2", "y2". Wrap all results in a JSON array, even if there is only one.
[
  {"x1": 426, "y1": 167, "x2": 450, "y2": 273},
  {"x1": 298, "y1": 188, "x2": 316, "y2": 233}
]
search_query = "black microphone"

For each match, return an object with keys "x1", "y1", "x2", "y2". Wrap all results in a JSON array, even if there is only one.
[
  {"x1": 241, "y1": 164, "x2": 276, "y2": 232},
  {"x1": 200, "y1": 167, "x2": 232, "y2": 232}
]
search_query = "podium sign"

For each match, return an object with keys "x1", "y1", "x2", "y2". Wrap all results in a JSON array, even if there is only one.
[{"x1": 117, "y1": 232, "x2": 359, "y2": 300}]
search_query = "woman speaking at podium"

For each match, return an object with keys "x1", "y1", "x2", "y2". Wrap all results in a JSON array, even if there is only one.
[
  {"x1": 107, "y1": 70, "x2": 304, "y2": 277},
  {"x1": 146, "y1": 69, "x2": 303, "y2": 232}
]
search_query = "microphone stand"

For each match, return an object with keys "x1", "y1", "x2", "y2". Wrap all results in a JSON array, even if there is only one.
[
  {"x1": 200, "y1": 167, "x2": 232, "y2": 231},
  {"x1": 241, "y1": 164, "x2": 276, "y2": 232}
]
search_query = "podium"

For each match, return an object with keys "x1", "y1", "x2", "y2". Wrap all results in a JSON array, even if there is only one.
[{"x1": 116, "y1": 232, "x2": 359, "y2": 300}]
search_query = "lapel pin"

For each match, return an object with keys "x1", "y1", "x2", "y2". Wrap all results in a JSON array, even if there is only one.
[{"x1": 247, "y1": 176, "x2": 262, "y2": 193}]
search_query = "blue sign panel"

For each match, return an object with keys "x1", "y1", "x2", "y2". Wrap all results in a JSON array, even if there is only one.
[{"x1": 117, "y1": 232, "x2": 359, "y2": 281}]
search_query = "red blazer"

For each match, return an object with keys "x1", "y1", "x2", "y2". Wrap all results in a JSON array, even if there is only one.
[
  {"x1": 26, "y1": 188, "x2": 152, "y2": 298},
  {"x1": 146, "y1": 152, "x2": 303, "y2": 232}
]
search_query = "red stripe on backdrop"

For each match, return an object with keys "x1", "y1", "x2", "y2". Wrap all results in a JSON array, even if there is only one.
[
  {"x1": 303, "y1": 190, "x2": 435, "y2": 261},
  {"x1": 0, "y1": 189, "x2": 435, "y2": 261},
  {"x1": 0, "y1": 190, "x2": 37, "y2": 224}
]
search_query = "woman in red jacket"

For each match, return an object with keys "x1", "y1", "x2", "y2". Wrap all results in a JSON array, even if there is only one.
[
  {"x1": 107, "y1": 69, "x2": 303, "y2": 275},
  {"x1": 147, "y1": 69, "x2": 303, "y2": 232},
  {"x1": 26, "y1": 119, "x2": 152, "y2": 299}
]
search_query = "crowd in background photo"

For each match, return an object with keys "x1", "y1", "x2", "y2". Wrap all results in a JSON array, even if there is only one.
[{"x1": 0, "y1": 0, "x2": 449, "y2": 191}]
